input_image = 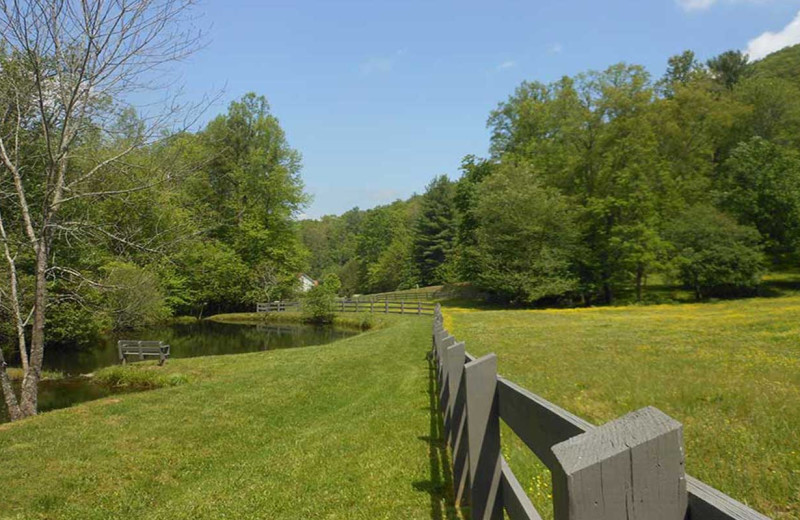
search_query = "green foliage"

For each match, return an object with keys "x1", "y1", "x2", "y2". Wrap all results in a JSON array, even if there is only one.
[
  {"x1": 102, "y1": 261, "x2": 170, "y2": 331},
  {"x1": 666, "y1": 206, "x2": 765, "y2": 299},
  {"x1": 302, "y1": 273, "x2": 340, "y2": 323},
  {"x1": 474, "y1": 162, "x2": 579, "y2": 303},
  {"x1": 45, "y1": 300, "x2": 105, "y2": 348},
  {"x1": 719, "y1": 137, "x2": 800, "y2": 252},
  {"x1": 94, "y1": 364, "x2": 189, "y2": 389},
  {"x1": 707, "y1": 50, "x2": 750, "y2": 90},
  {"x1": 413, "y1": 175, "x2": 457, "y2": 286},
  {"x1": 173, "y1": 240, "x2": 251, "y2": 316}
]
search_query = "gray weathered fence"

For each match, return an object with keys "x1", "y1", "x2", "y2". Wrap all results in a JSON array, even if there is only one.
[
  {"x1": 431, "y1": 304, "x2": 771, "y2": 520},
  {"x1": 256, "y1": 299, "x2": 436, "y2": 316},
  {"x1": 256, "y1": 301, "x2": 302, "y2": 313}
]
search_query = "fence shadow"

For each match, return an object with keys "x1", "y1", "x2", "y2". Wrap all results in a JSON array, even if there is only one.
[{"x1": 412, "y1": 356, "x2": 461, "y2": 520}]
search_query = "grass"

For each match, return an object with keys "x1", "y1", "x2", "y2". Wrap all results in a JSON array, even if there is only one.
[
  {"x1": 93, "y1": 364, "x2": 190, "y2": 390},
  {"x1": 444, "y1": 296, "x2": 800, "y2": 519},
  {"x1": 0, "y1": 314, "x2": 458, "y2": 520},
  {"x1": 5, "y1": 368, "x2": 64, "y2": 381}
]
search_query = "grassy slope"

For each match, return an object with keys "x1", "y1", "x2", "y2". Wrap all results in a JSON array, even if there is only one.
[
  {"x1": 445, "y1": 297, "x2": 800, "y2": 519},
  {"x1": 0, "y1": 316, "x2": 452, "y2": 520}
]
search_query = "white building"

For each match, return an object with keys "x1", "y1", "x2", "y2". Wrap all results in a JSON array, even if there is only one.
[{"x1": 298, "y1": 273, "x2": 317, "y2": 292}]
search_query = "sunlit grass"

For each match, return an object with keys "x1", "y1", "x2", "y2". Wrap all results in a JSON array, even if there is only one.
[
  {"x1": 445, "y1": 297, "x2": 800, "y2": 519},
  {"x1": 0, "y1": 315, "x2": 451, "y2": 519}
]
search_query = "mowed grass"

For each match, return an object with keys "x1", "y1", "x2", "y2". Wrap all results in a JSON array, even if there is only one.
[
  {"x1": 0, "y1": 315, "x2": 453, "y2": 520},
  {"x1": 445, "y1": 297, "x2": 800, "y2": 520}
]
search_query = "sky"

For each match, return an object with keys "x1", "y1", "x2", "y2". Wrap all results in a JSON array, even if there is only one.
[{"x1": 169, "y1": 0, "x2": 800, "y2": 218}]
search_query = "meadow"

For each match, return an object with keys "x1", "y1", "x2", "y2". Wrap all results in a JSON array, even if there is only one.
[
  {"x1": 0, "y1": 315, "x2": 455, "y2": 520},
  {"x1": 444, "y1": 296, "x2": 800, "y2": 519}
]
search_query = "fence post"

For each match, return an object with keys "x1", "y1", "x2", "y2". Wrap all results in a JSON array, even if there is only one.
[
  {"x1": 340, "y1": 300, "x2": 344, "y2": 312},
  {"x1": 417, "y1": 301, "x2": 422, "y2": 315},
  {"x1": 401, "y1": 301, "x2": 405, "y2": 314},
  {"x1": 551, "y1": 406, "x2": 687, "y2": 520},
  {"x1": 355, "y1": 300, "x2": 359, "y2": 313},
  {"x1": 464, "y1": 353, "x2": 503, "y2": 520},
  {"x1": 385, "y1": 301, "x2": 388, "y2": 314}
]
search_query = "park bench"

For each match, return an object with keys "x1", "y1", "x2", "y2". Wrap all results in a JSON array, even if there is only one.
[{"x1": 118, "y1": 340, "x2": 170, "y2": 366}]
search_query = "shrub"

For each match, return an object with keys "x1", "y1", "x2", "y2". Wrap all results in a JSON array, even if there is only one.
[
  {"x1": 94, "y1": 365, "x2": 189, "y2": 389},
  {"x1": 102, "y1": 262, "x2": 170, "y2": 331},
  {"x1": 302, "y1": 274, "x2": 340, "y2": 324},
  {"x1": 666, "y1": 206, "x2": 765, "y2": 299}
]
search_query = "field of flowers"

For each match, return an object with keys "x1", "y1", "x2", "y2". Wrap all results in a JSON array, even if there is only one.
[{"x1": 445, "y1": 296, "x2": 800, "y2": 519}]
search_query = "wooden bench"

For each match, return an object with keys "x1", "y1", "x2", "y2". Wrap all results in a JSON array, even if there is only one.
[{"x1": 118, "y1": 340, "x2": 170, "y2": 366}]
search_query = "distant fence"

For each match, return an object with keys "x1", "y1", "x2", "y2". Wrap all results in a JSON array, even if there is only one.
[
  {"x1": 351, "y1": 288, "x2": 450, "y2": 302},
  {"x1": 431, "y1": 304, "x2": 770, "y2": 520},
  {"x1": 256, "y1": 299, "x2": 436, "y2": 316}
]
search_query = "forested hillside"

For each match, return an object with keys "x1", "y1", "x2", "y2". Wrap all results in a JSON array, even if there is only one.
[
  {"x1": 301, "y1": 46, "x2": 800, "y2": 304},
  {"x1": 0, "y1": 91, "x2": 307, "y2": 349}
]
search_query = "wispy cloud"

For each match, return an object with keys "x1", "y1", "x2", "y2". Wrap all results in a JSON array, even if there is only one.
[
  {"x1": 548, "y1": 43, "x2": 563, "y2": 54},
  {"x1": 496, "y1": 60, "x2": 516, "y2": 71},
  {"x1": 677, "y1": 0, "x2": 772, "y2": 12},
  {"x1": 747, "y1": 9, "x2": 800, "y2": 60},
  {"x1": 676, "y1": 0, "x2": 717, "y2": 11}
]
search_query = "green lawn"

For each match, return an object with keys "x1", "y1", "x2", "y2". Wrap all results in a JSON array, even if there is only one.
[
  {"x1": 0, "y1": 315, "x2": 455, "y2": 520},
  {"x1": 444, "y1": 297, "x2": 800, "y2": 519}
]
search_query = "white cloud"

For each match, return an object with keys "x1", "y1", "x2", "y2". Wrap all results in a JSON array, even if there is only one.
[
  {"x1": 746, "y1": 10, "x2": 800, "y2": 60},
  {"x1": 496, "y1": 60, "x2": 516, "y2": 71},
  {"x1": 677, "y1": 0, "x2": 717, "y2": 10},
  {"x1": 548, "y1": 43, "x2": 563, "y2": 54},
  {"x1": 677, "y1": 0, "x2": 773, "y2": 12}
]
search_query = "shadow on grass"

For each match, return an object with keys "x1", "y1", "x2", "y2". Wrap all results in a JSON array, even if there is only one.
[{"x1": 412, "y1": 357, "x2": 462, "y2": 520}]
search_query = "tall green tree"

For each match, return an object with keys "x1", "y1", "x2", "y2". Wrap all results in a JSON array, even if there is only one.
[{"x1": 413, "y1": 175, "x2": 457, "y2": 286}]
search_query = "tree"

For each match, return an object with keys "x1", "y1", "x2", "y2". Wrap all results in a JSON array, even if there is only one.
[
  {"x1": 719, "y1": 137, "x2": 800, "y2": 253},
  {"x1": 707, "y1": 50, "x2": 750, "y2": 90},
  {"x1": 666, "y1": 206, "x2": 765, "y2": 299},
  {"x1": 413, "y1": 175, "x2": 457, "y2": 286},
  {"x1": 473, "y1": 161, "x2": 579, "y2": 304},
  {"x1": 0, "y1": 0, "x2": 201, "y2": 420}
]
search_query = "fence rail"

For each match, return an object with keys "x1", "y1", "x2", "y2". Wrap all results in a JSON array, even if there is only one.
[
  {"x1": 255, "y1": 299, "x2": 436, "y2": 316},
  {"x1": 431, "y1": 304, "x2": 771, "y2": 520}
]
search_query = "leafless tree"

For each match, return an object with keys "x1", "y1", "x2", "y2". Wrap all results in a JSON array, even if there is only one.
[{"x1": 0, "y1": 0, "x2": 203, "y2": 420}]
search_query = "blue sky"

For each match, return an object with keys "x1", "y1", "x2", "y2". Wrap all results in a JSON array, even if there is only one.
[{"x1": 172, "y1": 0, "x2": 800, "y2": 218}]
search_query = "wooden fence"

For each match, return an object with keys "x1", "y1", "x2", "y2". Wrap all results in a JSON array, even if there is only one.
[
  {"x1": 256, "y1": 299, "x2": 436, "y2": 316},
  {"x1": 351, "y1": 289, "x2": 445, "y2": 302},
  {"x1": 256, "y1": 301, "x2": 301, "y2": 313},
  {"x1": 431, "y1": 304, "x2": 771, "y2": 520}
]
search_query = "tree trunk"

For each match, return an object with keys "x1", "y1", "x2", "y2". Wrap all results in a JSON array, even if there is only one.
[
  {"x1": 0, "y1": 355, "x2": 22, "y2": 422},
  {"x1": 19, "y1": 241, "x2": 48, "y2": 417},
  {"x1": 635, "y1": 263, "x2": 644, "y2": 302}
]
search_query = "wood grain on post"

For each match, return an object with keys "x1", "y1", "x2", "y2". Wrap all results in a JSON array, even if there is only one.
[
  {"x1": 551, "y1": 406, "x2": 687, "y2": 520},
  {"x1": 464, "y1": 353, "x2": 503, "y2": 520}
]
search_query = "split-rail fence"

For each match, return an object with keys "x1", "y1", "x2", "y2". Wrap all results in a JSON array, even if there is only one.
[
  {"x1": 431, "y1": 304, "x2": 771, "y2": 520},
  {"x1": 256, "y1": 299, "x2": 436, "y2": 316}
]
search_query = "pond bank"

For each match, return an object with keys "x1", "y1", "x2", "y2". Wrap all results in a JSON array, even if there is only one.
[
  {"x1": 0, "y1": 315, "x2": 444, "y2": 519},
  {"x1": 207, "y1": 311, "x2": 385, "y2": 331},
  {"x1": 1, "y1": 319, "x2": 360, "y2": 423}
]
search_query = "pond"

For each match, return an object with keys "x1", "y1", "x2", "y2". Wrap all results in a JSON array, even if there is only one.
[{"x1": 1, "y1": 319, "x2": 358, "y2": 423}]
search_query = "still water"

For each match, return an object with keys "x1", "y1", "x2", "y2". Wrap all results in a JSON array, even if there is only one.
[{"x1": 1, "y1": 320, "x2": 357, "y2": 423}]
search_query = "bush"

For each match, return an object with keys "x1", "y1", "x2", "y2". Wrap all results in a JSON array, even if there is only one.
[
  {"x1": 302, "y1": 274, "x2": 341, "y2": 324},
  {"x1": 102, "y1": 262, "x2": 170, "y2": 331},
  {"x1": 667, "y1": 206, "x2": 765, "y2": 299},
  {"x1": 94, "y1": 364, "x2": 189, "y2": 389}
]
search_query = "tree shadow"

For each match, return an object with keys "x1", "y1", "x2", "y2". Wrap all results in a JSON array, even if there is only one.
[{"x1": 412, "y1": 356, "x2": 462, "y2": 520}]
